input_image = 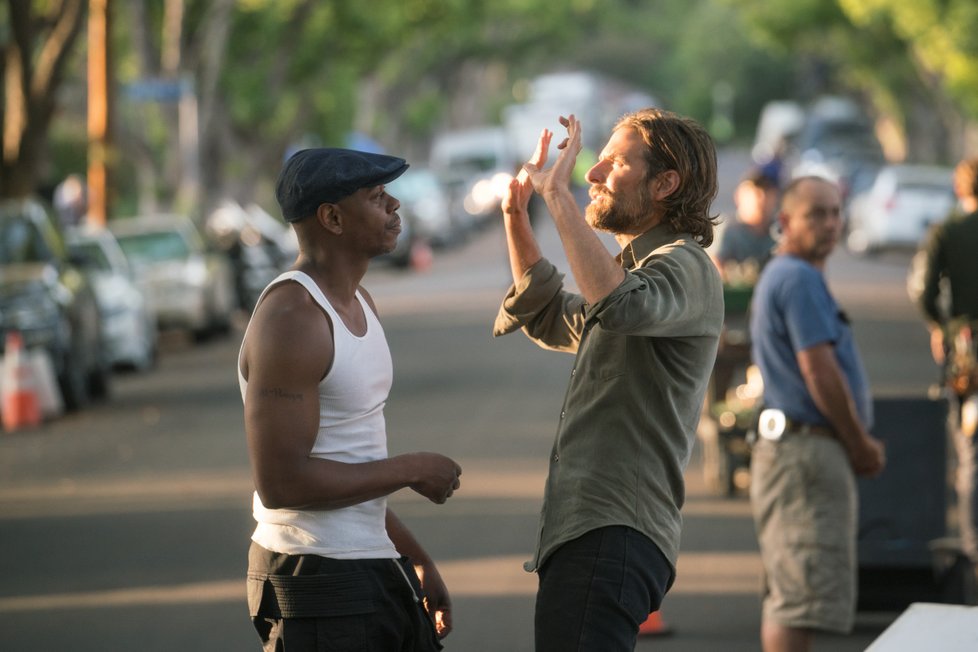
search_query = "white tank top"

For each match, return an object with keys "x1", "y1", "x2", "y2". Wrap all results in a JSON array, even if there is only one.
[{"x1": 238, "y1": 270, "x2": 399, "y2": 559}]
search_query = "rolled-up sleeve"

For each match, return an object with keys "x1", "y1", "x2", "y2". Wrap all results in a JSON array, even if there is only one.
[
  {"x1": 584, "y1": 246, "x2": 723, "y2": 339},
  {"x1": 492, "y1": 258, "x2": 585, "y2": 352}
]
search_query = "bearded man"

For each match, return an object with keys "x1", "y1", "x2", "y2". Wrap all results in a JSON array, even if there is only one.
[{"x1": 492, "y1": 109, "x2": 724, "y2": 651}]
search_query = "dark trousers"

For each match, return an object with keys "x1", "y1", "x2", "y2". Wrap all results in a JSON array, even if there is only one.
[
  {"x1": 247, "y1": 543, "x2": 441, "y2": 652},
  {"x1": 534, "y1": 526, "x2": 674, "y2": 652},
  {"x1": 952, "y1": 394, "x2": 978, "y2": 561}
]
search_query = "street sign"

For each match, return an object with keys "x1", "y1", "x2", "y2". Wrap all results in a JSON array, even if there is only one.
[{"x1": 122, "y1": 78, "x2": 191, "y2": 103}]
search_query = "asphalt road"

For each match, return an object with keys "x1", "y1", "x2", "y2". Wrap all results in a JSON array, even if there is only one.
[{"x1": 0, "y1": 152, "x2": 944, "y2": 651}]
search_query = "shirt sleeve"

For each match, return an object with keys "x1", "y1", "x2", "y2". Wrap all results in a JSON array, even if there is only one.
[
  {"x1": 780, "y1": 270, "x2": 838, "y2": 352},
  {"x1": 492, "y1": 258, "x2": 586, "y2": 353},
  {"x1": 583, "y1": 242, "x2": 723, "y2": 339},
  {"x1": 918, "y1": 223, "x2": 947, "y2": 325}
]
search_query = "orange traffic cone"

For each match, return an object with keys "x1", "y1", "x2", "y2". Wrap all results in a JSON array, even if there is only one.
[
  {"x1": 638, "y1": 610, "x2": 673, "y2": 637},
  {"x1": 2, "y1": 331, "x2": 42, "y2": 433},
  {"x1": 410, "y1": 238, "x2": 433, "y2": 272}
]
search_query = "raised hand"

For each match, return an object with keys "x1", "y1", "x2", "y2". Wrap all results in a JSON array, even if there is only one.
[
  {"x1": 522, "y1": 114, "x2": 583, "y2": 198},
  {"x1": 503, "y1": 128, "x2": 552, "y2": 220}
]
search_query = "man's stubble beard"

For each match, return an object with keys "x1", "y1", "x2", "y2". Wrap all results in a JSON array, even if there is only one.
[{"x1": 585, "y1": 184, "x2": 656, "y2": 235}]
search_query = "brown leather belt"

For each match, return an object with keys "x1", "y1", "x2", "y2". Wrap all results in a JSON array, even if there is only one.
[{"x1": 783, "y1": 419, "x2": 835, "y2": 438}]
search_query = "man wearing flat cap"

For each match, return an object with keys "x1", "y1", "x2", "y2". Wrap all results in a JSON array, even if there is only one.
[{"x1": 238, "y1": 147, "x2": 462, "y2": 650}]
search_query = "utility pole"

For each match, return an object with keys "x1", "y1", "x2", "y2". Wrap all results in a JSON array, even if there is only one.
[{"x1": 87, "y1": 0, "x2": 112, "y2": 227}]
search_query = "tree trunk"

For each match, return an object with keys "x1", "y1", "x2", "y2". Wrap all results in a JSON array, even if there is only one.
[
  {"x1": 195, "y1": 0, "x2": 235, "y2": 220},
  {"x1": 0, "y1": 0, "x2": 86, "y2": 199}
]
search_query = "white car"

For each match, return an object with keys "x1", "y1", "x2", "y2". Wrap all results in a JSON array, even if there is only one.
[
  {"x1": 386, "y1": 167, "x2": 456, "y2": 247},
  {"x1": 846, "y1": 164, "x2": 957, "y2": 254},
  {"x1": 109, "y1": 215, "x2": 237, "y2": 341},
  {"x1": 67, "y1": 227, "x2": 158, "y2": 371}
]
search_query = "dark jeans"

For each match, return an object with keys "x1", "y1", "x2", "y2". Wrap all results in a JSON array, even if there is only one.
[
  {"x1": 247, "y1": 543, "x2": 441, "y2": 652},
  {"x1": 535, "y1": 526, "x2": 674, "y2": 652}
]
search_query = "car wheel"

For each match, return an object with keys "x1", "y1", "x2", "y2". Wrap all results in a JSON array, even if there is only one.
[
  {"x1": 192, "y1": 325, "x2": 214, "y2": 343},
  {"x1": 88, "y1": 359, "x2": 111, "y2": 402},
  {"x1": 58, "y1": 354, "x2": 90, "y2": 412},
  {"x1": 135, "y1": 340, "x2": 159, "y2": 372}
]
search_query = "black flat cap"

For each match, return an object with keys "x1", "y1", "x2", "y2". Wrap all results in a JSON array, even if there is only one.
[{"x1": 275, "y1": 147, "x2": 409, "y2": 222}]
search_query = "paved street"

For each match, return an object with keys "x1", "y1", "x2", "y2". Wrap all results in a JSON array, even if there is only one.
[{"x1": 0, "y1": 151, "x2": 944, "y2": 651}]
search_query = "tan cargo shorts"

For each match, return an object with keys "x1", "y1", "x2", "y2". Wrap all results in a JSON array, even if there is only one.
[{"x1": 750, "y1": 432, "x2": 857, "y2": 633}]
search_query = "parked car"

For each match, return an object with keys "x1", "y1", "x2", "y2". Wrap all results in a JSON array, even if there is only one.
[
  {"x1": 846, "y1": 164, "x2": 957, "y2": 254},
  {"x1": 788, "y1": 96, "x2": 885, "y2": 202},
  {"x1": 108, "y1": 214, "x2": 237, "y2": 340},
  {"x1": 0, "y1": 198, "x2": 110, "y2": 410},
  {"x1": 430, "y1": 126, "x2": 516, "y2": 231},
  {"x1": 66, "y1": 226, "x2": 158, "y2": 371},
  {"x1": 386, "y1": 167, "x2": 456, "y2": 247},
  {"x1": 205, "y1": 201, "x2": 295, "y2": 313}
]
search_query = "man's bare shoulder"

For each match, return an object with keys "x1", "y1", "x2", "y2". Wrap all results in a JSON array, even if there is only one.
[{"x1": 245, "y1": 281, "x2": 333, "y2": 369}]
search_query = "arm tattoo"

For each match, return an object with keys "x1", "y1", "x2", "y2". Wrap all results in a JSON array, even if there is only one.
[{"x1": 258, "y1": 387, "x2": 303, "y2": 403}]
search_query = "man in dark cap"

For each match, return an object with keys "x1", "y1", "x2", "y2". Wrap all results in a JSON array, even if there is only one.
[{"x1": 239, "y1": 148, "x2": 462, "y2": 650}]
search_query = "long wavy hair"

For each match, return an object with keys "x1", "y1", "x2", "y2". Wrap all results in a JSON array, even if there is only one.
[{"x1": 614, "y1": 108, "x2": 720, "y2": 246}]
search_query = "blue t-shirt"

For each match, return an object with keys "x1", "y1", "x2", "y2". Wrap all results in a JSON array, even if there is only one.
[{"x1": 750, "y1": 255, "x2": 872, "y2": 428}]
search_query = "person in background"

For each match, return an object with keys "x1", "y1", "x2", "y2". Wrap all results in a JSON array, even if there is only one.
[
  {"x1": 749, "y1": 175, "x2": 885, "y2": 652},
  {"x1": 239, "y1": 148, "x2": 461, "y2": 651},
  {"x1": 707, "y1": 166, "x2": 781, "y2": 405},
  {"x1": 494, "y1": 108, "x2": 723, "y2": 651},
  {"x1": 53, "y1": 174, "x2": 87, "y2": 228},
  {"x1": 711, "y1": 166, "x2": 780, "y2": 283},
  {"x1": 915, "y1": 156, "x2": 978, "y2": 564}
]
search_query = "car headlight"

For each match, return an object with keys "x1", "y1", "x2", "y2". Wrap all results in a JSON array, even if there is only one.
[
  {"x1": 184, "y1": 258, "x2": 209, "y2": 287},
  {"x1": 464, "y1": 172, "x2": 514, "y2": 215},
  {"x1": 95, "y1": 278, "x2": 143, "y2": 317},
  {"x1": 0, "y1": 288, "x2": 60, "y2": 331},
  {"x1": 0, "y1": 291, "x2": 66, "y2": 347}
]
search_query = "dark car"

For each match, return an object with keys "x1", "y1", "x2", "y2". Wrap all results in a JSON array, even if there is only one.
[
  {"x1": 0, "y1": 198, "x2": 110, "y2": 410},
  {"x1": 789, "y1": 96, "x2": 885, "y2": 202}
]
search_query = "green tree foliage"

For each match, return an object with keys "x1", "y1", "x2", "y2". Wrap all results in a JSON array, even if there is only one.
[
  {"x1": 725, "y1": 0, "x2": 978, "y2": 162},
  {"x1": 839, "y1": 0, "x2": 978, "y2": 117},
  {"x1": 0, "y1": 0, "x2": 86, "y2": 199}
]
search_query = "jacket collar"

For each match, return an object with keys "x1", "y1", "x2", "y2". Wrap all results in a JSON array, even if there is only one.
[{"x1": 618, "y1": 223, "x2": 683, "y2": 269}]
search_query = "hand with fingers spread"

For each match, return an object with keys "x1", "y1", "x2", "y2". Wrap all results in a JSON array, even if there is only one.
[{"x1": 522, "y1": 114, "x2": 583, "y2": 199}]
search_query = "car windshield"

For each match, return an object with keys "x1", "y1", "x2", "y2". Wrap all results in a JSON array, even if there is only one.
[
  {"x1": 70, "y1": 241, "x2": 112, "y2": 271},
  {"x1": 898, "y1": 182, "x2": 951, "y2": 194},
  {"x1": 115, "y1": 231, "x2": 190, "y2": 262},
  {"x1": 0, "y1": 215, "x2": 55, "y2": 265}
]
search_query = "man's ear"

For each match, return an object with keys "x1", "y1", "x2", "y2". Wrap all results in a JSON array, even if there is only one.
[
  {"x1": 651, "y1": 170, "x2": 680, "y2": 201},
  {"x1": 776, "y1": 210, "x2": 790, "y2": 235},
  {"x1": 316, "y1": 203, "x2": 343, "y2": 234}
]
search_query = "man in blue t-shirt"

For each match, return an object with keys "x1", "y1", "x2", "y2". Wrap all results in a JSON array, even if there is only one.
[{"x1": 749, "y1": 176, "x2": 885, "y2": 652}]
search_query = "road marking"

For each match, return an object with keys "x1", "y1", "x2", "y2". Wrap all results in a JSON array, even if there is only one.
[{"x1": 0, "y1": 580, "x2": 246, "y2": 612}]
